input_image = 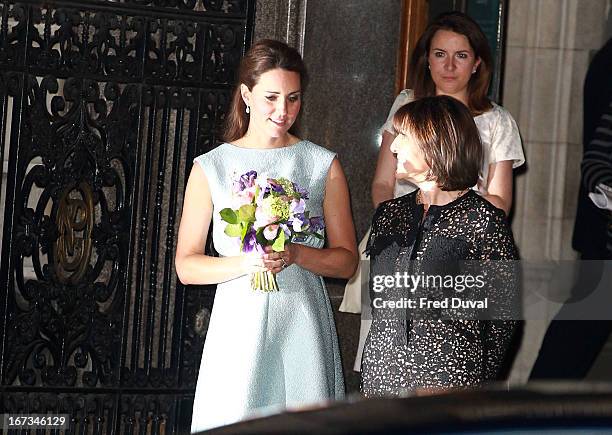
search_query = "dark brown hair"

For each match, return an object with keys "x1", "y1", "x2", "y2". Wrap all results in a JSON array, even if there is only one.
[
  {"x1": 408, "y1": 11, "x2": 493, "y2": 114},
  {"x1": 222, "y1": 39, "x2": 308, "y2": 142},
  {"x1": 392, "y1": 95, "x2": 483, "y2": 191}
]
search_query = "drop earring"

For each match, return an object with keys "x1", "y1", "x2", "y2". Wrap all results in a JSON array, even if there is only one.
[{"x1": 245, "y1": 105, "x2": 250, "y2": 114}]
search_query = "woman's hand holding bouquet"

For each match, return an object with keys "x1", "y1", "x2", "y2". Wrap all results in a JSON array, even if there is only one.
[{"x1": 220, "y1": 170, "x2": 324, "y2": 291}]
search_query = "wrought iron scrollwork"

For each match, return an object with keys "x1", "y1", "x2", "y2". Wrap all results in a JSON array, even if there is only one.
[
  {"x1": 5, "y1": 76, "x2": 133, "y2": 390},
  {"x1": 27, "y1": 7, "x2": 146, "y2": 80},
  {"x1": 0, "y1": 0, "x2": 254, "y2": 432},
  {"x1": 119, "y1": 0, "x2": 246, "y2": 15},
  {"x1": 0, "y1": 2, "x2": 27, "y2": 66}
]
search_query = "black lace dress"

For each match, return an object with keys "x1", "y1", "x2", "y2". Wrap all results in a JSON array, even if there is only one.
[{"x1": 360, "y1": 190, "x2": 520, "y2": 397}]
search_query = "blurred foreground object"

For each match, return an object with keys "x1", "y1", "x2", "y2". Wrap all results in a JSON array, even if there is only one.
[{"x1": 198, "y1": 383, "x2": 612, "y2": 434}]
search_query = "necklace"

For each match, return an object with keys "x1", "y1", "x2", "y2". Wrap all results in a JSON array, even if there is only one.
[
  {"x1": 416, "y1": 188, "x2": 468, "y2": 211},
  {"x1": 416, "y1": 189, "x2": 428, "y2": 212}
]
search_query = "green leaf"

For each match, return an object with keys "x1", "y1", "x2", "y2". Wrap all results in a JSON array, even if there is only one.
[
  {"x1": 272, "y1": 230, "x2": 286, "y2": 252},
  {"x1": 220, "y1": 208, "x2": 238, "y2": 224},
  {"x1": 238, "y1": 204, "x2": 256, "y2": 222},
  {"x1": 255, "y1": 228, "x2": 268, "y2": 246},
  {"x1": 224, "y1": 223, "x2": 242, "y2": 237}
]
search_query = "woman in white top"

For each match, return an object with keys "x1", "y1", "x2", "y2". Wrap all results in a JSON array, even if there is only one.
[{"x1": 341, "y1": 11, "x2": 525, "y2": 371}]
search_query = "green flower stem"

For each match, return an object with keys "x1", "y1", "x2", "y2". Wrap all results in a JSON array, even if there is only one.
[{"x1": 250, "y1": 271, "x2": 279, "y2": 292}]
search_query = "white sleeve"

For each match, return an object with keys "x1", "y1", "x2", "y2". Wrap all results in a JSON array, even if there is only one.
[
  {"x1": 381, "y1": 90, "x2": 414, "y2": 134},
  {"x1": 490, "y1": 107, "x2": 525, "y2": 168}
]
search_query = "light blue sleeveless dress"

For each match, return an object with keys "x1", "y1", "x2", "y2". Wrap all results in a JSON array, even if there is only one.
[{"x1": 190, "y1": 140, "x2": 345, "y2": 432}]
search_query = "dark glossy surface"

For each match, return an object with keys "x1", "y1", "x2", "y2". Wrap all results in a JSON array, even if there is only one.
[{"x1": 201, "y1": 384, "x2": 612, "y2": 434}]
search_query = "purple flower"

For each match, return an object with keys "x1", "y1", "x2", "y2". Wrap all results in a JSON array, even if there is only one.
[
  {"x1": 234, "y1": 170, "x2": 258, "y2": 193},
  {"x1": 279, "y1": 223, "x2": 291, "y2": 237},
  {"x1": 243, "y1": 228, "x2": 264, "y2": 254},
  {"x1": 290, "y1": 198, "x2": 305, "y2": 215},
  {"x1": 309, "y1": 216, "x2": 325, "y2": 232},
  {"x1": 293, "y1": 182, "x2": 309, "y2": 199},
  {"x1": 267, "y1": 179, "x2": 285, "y2": 195}
]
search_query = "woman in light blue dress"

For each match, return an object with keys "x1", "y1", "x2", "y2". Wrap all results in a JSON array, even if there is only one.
[{"x1": 175, "y1": 39, "x2": 358, "y2": 432}]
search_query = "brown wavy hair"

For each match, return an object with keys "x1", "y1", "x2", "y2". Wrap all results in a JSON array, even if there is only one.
[
  {"x1": 222, "y1": 39, "x2": 308, "y2": 143},
  {"x1": 392, "y1": 95, "x2": 483, "y2": 191},
  {"x1": 408, "y1": 12, "x2": 493, "y2": 114}
]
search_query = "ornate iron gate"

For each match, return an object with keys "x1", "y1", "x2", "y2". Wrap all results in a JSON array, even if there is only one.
[{"x1": 0, "y1": 1, "x2": 254, "y2": 433}]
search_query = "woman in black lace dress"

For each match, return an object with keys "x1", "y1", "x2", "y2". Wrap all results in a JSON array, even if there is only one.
[{"x1": 360, "y1": 96, "x2": 519, "y2": 397}]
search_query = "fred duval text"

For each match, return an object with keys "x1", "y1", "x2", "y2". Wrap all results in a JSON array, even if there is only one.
[{"x1": 372, "y1": 297, "x2": 489, "y2": 310}]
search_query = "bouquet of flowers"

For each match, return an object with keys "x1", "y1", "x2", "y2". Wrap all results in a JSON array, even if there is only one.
[{"x1": 220, "y1": 170, "x2": 325, "y2": 292}]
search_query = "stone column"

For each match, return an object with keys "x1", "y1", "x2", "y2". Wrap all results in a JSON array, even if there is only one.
[
  {"x1": 503, "y1": 0, "x2": 611, "y2": 383},
  {"x1": 254, "y1": 0, "x2": 308, "y2": 52},
  {"x1": 297, "y1": 1, "x2": 402, "y2": 393}
]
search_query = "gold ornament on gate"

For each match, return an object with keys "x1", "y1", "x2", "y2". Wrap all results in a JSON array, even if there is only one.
[{"x1": 53, "y1": 182, "x2": 94, "y2": 284}]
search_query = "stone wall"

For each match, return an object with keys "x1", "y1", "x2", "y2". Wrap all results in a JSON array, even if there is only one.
[{"x1": 503, "y1": 0, "x2": 612, "y2": 382}]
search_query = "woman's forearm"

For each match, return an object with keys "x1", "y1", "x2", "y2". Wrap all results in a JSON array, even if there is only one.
[
  {"x1": 176, "y1": 254, "x2": 258, "y2": 285},
  {"x1": 372, "y1": 181, "x2": 394, "y2": 209},
  {"x1": 293, "y1": 244, "x2": 358, "y2": 279},
  {"x1": 485, "y1": 161, "x2": 513, "y2": 215},
  {"x1": 371, "y1": 130, "x2": 398, "y2": 208},
  {"x1": 483, "y1": 193, "x2": 511, "y2": 215}
]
